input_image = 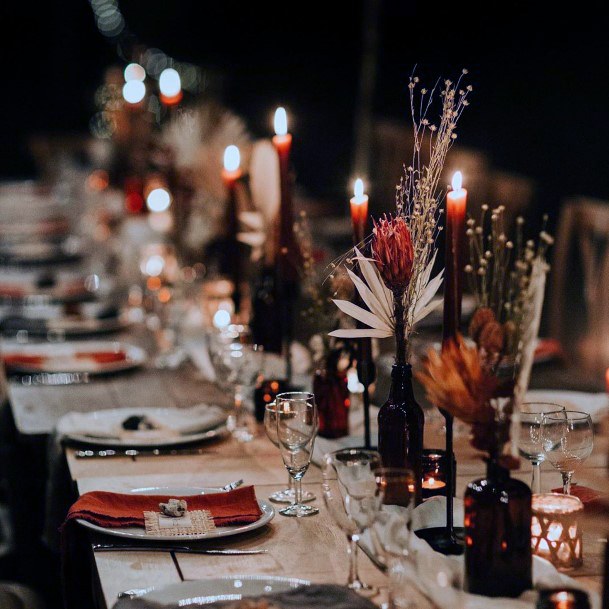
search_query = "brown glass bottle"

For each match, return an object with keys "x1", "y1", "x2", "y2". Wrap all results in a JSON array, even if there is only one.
[
  {"x1": 377, "y1": 363, "x2": 424, "y2": 505},
  {"x1": 464, "y1": 459, "x2": 532, "y2": 597},
  {"x1": 251, "y1": 266, "x2": 283, "y2": 354}
]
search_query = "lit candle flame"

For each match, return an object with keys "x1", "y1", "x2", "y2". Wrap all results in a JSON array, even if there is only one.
[
  {"x1": 223, "y1": 145, "x2": 240, "y2": 172},
  {"x1": 451, "y1": 171, "x2": 463, "y2": 191},
  {"x1": 354, "y1": 178, "x2": 364, "y2": 199},
  {"x1": 427, "y1": 477, "x2": 436, "y2": 487},
  {"x1": 159, "y1": 68, "x2": 181, "y2": 97},
  {"x1": 274, "y1": 107, "x2": 288, "y2": 136}
]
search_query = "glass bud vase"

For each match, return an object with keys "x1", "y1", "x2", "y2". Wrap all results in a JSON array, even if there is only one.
[
  {"x1": 464, "y1": 458, "x2": 533, "y2": 597},
  {"x1": 377, "y1": 363, "x2": 424, "y2": 505},
  {"x1": 313, "y1": 368, "x2": 350, "y2": 439}
]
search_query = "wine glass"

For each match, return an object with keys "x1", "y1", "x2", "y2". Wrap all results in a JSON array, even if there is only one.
[
  {"x1": 275, "y1": 392, "x2": 319, "y2": 517},
  {"x1": 518, "y1": 402, "x2": 565, "y2": 494},
  {"x1": 263, "y1": 401, "x2": 316, "y2": 504},
  {"x1": 322, "y1": 448, "x2": 384, "y2": 593},
  {"x1": 541, "y1": 410, "x2": 594, "y2": 495},
  {"x1": 371, "y1": 468, "x2": 417, "y2": 609},
  {"x1": 210, "y1": 324, "x2": 261, "y2": 442}
]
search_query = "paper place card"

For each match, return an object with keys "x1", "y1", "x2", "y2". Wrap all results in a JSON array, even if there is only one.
[
  {"x1": 144, "y1": 510, "x2": 217, "y2": 537},
  {"x1": 158, "y1": 514, "x2": 193, "y2": 529}
]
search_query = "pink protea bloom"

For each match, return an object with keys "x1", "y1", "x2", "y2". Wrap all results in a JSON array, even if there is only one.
[{"x1": 372, "y1": 215, "x2": 414, "y2": 290}]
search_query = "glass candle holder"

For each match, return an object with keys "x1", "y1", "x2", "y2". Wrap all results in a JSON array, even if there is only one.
[
  {"x1": 254, "y1": 378, "x2": 288, "y2": 423},
  {"x1": 536, "y1": 588, "x2": 590, "y2": 609},
  {"x1": 531, "y1": 493, "x2": 583, "y2": 570},
  {"x1": 421, "y1": 449, "x2": 455, "y2": 499}
]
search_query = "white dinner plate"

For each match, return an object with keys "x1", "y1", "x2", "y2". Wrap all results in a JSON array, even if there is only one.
[
  {"x1": 1, "y1": 340, "x2": 147, "y2": 374},
  {"x1": 525, "y1": 389, "x2": 609, "y2": 424},
  {"x1": 140, "y1": 576, "x2": 310, "y2": 606},
  {"x1": 57, "y1": 405, "x2": 229, "y2": 447},
  {"x1": 77, "y1": 486, "x2": 275, "y2": 542}
]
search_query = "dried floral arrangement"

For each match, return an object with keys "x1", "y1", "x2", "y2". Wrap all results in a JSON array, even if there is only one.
[
  {"x1": 329, "y1": 72, "x2": 472, "y2": 365},
  {"x1": 465, "y1": 206, "x2": 554, "y2": 370},
  {"x1": 417, "y1": 213, "x2": 553, "y2": 464}
]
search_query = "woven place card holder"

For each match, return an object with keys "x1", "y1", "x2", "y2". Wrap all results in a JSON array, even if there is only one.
[{"x1": 144, "y1": 510, "x2": 217, "y2": 536}]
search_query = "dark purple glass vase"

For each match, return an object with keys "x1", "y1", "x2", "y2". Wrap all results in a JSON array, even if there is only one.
[
  {"x1": 464, "y1": 458, "x2": 532, "y2": 597},
  {"x1": 377, "y1": 363, "x2": 424, "y2": 505}
]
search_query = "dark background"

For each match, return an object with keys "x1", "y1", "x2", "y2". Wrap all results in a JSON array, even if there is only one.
[{"x1": 3, "y1": 0, "x2": 609, "y2": 219}]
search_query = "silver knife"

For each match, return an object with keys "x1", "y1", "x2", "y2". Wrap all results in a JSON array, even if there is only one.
[
  {"x1": 74, "y1": 448, "x2": 211, "y2": 459},
  {"x1": 93, "y1": 543, "x2": 267, "y2": 555}
]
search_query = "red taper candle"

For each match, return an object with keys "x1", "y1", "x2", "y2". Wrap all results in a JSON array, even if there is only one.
[
  {"x1": 442, "y1": 171, "x2": 467, "y2": 345},
  {"x1": 350, "y1": 178, "x2": 369, "y2": 244}
]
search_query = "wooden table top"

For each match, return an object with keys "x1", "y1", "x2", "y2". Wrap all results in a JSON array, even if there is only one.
[{"x1": 4, "y1": 324, "x2": 606, "y2": 608}]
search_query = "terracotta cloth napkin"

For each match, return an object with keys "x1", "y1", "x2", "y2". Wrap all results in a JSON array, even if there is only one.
[
  {"x1": 551, "y1": 485, "x2": 608, "y2": 512},
  {"x1": 60, "y1": 486, "x2": 262, "y2": 609}
]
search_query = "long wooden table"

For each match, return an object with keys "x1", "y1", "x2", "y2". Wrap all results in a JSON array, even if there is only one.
[{"x1": 5, "y1": 327, "x2": 607, "y2": 608}]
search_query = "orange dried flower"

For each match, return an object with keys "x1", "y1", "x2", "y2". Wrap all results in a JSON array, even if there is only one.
[
  {"x1": 416, "y1": 335, "x2": 498, "y2": 423},
  {"x1": 478, "y1": 320, "x2": 505, "y2": 355},
  {"x1": 372, "y1": 215, "x2": 414, "y2": 291}
]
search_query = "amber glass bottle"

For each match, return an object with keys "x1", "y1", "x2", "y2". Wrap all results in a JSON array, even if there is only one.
[
  {"x1": 464, "y1": 458, "x2": 532, "y2": 597},
  {"x1": 377, "y1": 363, "x2": 424, "y2": 505}
]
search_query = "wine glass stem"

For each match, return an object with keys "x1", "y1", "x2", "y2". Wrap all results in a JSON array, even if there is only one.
[
  {"x1": 531, "y1": 461, "x2": 542, "y2": 494},
  {"x1": 287, "y1": 474, "x2": 294, "y2": 492},
  {"x1": 294, "y1": 477, "x2": 303, "y2": 506},
  {"x1": 562, "y1": 471, "x2": 573, "y2": 495},
  {"x1": 347, "y1": 534, "x2": 361, "y2": 587}
]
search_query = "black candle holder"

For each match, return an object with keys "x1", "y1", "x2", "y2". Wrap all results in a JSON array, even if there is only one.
[
  {"x1": 357, "y1": 337, "x2": 375, "y2": 449},
  {"x1": 415, "y1": 410, "x2": 464, "y2": 555}
]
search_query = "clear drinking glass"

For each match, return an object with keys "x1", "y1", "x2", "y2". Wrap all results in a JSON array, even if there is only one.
[
  {"x1": 541, "y1": 410, "x2": 594, "y2": 494},
  {"x1": 518, "y1": 402, "x2": 565, "y2": 494},
  {"x1": 371, "y1": 468, "x2": 417, "y2": 609},
  {"x1": 210, "y1": 324, "x2": 260, "y2": 442},
  {"x1": 322, "y1": 448, "x2": 384, "y2": 593},
  {"x1": 275, "y1": 392, "x2": 319, "y2": 518},
  {"x1": 263, "y1": 401, "x2": 316, "y2": 504}
]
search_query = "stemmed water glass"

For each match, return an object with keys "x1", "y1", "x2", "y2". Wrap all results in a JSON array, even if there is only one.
[
  {"x1": 275, "y1": 392, "x2": 319, "y2": 517},
  {"x1": 518, "y1": 402, "x2": 565, "y2": 494},
  {"x1": 371, "y1": 468, "x2": 417, "y2": 609},
  {"x1": 541, "y1": 410, "x2": 594, "y2": 495},
  {"x1": 209, "y1": 324, "x2": 261, "y2": 442},
  {"x1": 263, "y1": 401, "x2": 316, "y2": 504},
  {"x1": 322, "y1": 448, "x2": 384, "y2": 593}
]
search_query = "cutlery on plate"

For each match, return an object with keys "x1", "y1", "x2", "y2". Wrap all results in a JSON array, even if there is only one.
[
  {"x1": 220, "y1": 479, "x2": 243, "y2": 492},
  {"x1": 93, "y1": 543, "x2": 267, "y2": 555},
  {"x1": 11, "y1": 372, "x2": 90, "y2": 386},
  {"x1": 74, "y1": 447, "x2": 213, "y2": 459},
  {"x1": 117, "y1": 588, "x2": 155, "y2": 600}
]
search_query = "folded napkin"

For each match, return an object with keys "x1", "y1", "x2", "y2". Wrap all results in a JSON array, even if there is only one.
[
  {"x1": 112, "y1": 583, "x2": 378, "y2": 609},
  {"x1": 61, "y1": 487, "x2": 262, "y2": 609},
  {"x1": 365, "y1": 498, "x2": 601, "y2": 609},
  {"x1": 63, "y1": 486, "x2": 262, "y2": 530},
  {"x1": 551, "y1": 485, "x2": 608, "y2": 512}
]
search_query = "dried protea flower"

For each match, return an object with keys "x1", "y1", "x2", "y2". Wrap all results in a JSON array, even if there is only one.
[
  {"x1": 469, "y1": 306, "x2": 496, "y2": 343},
  {"x1": 372, "y1": 215, "x2": 414, "y2": 291}
]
